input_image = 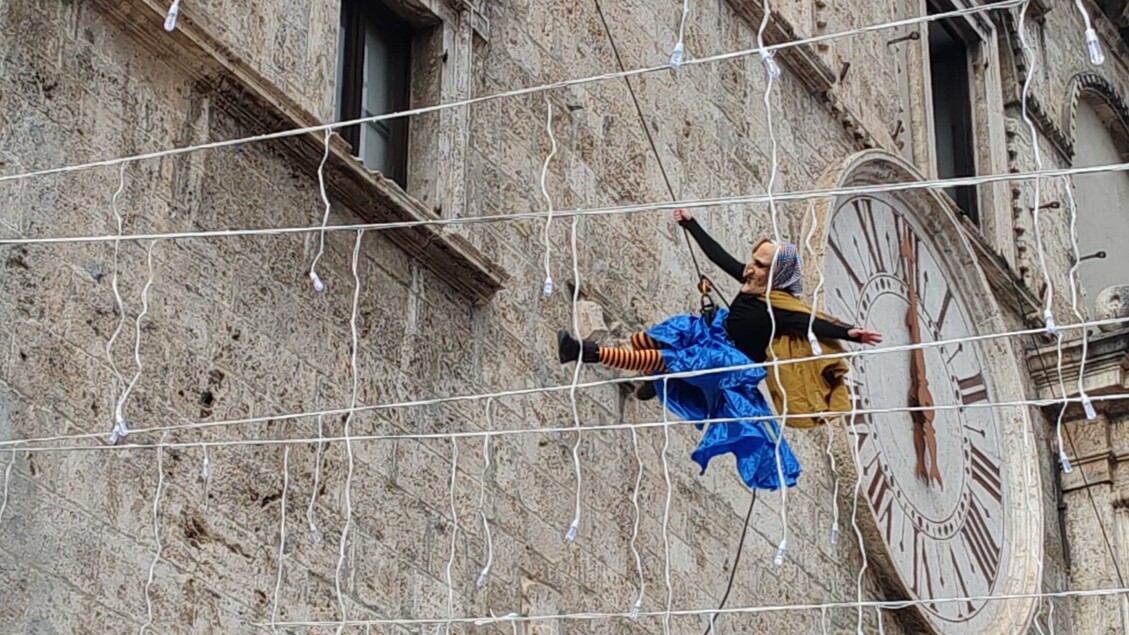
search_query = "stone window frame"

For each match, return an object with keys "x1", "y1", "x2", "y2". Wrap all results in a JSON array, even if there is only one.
[
  {"x1": 919, "y1": 0, "x2": 1010, "y2": 256},
  {"x1": 336, "y1": 0, "x2": 414, "y2": 187},
  {"x1": 348, "y1": 0, "x2": 483, "y2": 220},
  {"x1": 95, "y1": 0, "x2": 507, "y2": 303}
]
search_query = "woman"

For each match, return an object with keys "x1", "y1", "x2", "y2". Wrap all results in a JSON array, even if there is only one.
[{"x1": 556, "y1": 209, "x2": 882, "y2": 490}]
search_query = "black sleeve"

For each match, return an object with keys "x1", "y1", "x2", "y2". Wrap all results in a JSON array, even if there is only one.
[
  {"x1": 771, "y1": 306, "x2": 858, "y2": 341},
  {"x1": 678, "y1": 218, "x2": 746, "y2": 283}
]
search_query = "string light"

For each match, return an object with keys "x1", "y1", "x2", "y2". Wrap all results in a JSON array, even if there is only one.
[
  {"x1": 1073, "y1": 0, "x2": 1104, "y2": 66},
  {"x1": 475, "y1": 402, "x2": 494, "y2": 588},
  {"x1": 139, "y1": 432, "x2": 169, "y2": 635},
  {"x1": 307, "y1": 413, "x2": 326, "y2": 544},
  {"x1": 539, "y1": 95, "x2": 559, "y2": 299},
  {"x1": 669, "y1": 0, "x2": 690, "y2": 69},
  {"x1": 271, "y1": 445, "x2": 291, "y2": 633},
  {"x1": 164, "y1": 0, "x2": 180, "y2": 32},
  {"x1": 308, "y1": 128, "x2": 333, "y2": 294},
  {"x1": 333, "y1": 230, "x2": 365, "y2": 635}
]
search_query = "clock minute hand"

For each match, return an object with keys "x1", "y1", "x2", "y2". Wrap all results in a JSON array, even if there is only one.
[{"x1": 900, "y1": 231, "x2": 943, "y2": 489}]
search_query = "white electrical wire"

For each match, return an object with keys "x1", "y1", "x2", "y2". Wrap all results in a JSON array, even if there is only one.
[
  {"x1": 660, "y1": 377, "x2": 674, "y2": 635},
  {"x1": 1018, "y1": 5, "x2": 1056, "y2": 335},
  {"x1": 308, "y1": 128, "x2": 333, "y2": 294},
  {"x1": 445, "y1": 438, "x2": 459, "y2": 634},
  {"x1": 1061, "y1": 178, "x2": 1096, "y2": 420},
  {"x1": 114, "y1": 241, "x2": 157, "y2": 441},
  {"x1": 138, "y1": 432, "x2": 169, "y2": 635},
  {"x1": 539, "y1": 95, "x2": 559, "y2": 299},
  {"x1": 8, "y1": 161, "x2": 1129, "y2": 249},
  {"x1": 755, "y1": 0, "x2": 790, "y2": 569},
  {"x1": 1018, "y1": 4, "x2": 1073, "y2": 478},
  {"x1": 563, "y1": 192, "x2": 584, "y2": 544},
  {"x1": 845, "y1": 386, "x2": 869, "y2": 635},
  {"x1": 628, "y1": 424, "x2": 646, "y2": 619},
  {"x1": 17, "y1": 389, "x2": 1129, "y2": 454},
  {"x1": 670, "y1": 0, "x2": 690, "y2": 69},
  {"x1": 475, "y1": 400, "x2": 494, "y2": 588},
  {"x1": 0, "y1": 448, "x2": 14, "y2": 524},
  {"x1": 333, "y1": 230, "x2": 365, "y2": 635},
  {"x1": 271, "y1": 445, "x2": 291, "y2": 633},
  {"x1": 307, "y1": 413, "x2": 325, "y2": 544},
  {"x1": 106, "y1": 163, "x2": 129, "y2": 444},
  {"x1": 0, "y1": 2, "x2": 1024, "y2": 189},
  {"x1": 266, "y1": 585, "x2": 1129, "y2": 629}
]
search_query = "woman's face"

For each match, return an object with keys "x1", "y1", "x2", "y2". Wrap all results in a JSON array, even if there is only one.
[{"x1": 742, "y1": 241, "x2": 777, "y2": 293}]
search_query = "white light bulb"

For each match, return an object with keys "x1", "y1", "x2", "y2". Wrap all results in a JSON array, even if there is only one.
[
  {"x1": 1082, "y1": 394, "x2": 1097, "y2": 420},
  {"x1": 564, "y1": 519, "x2": 578, "y2": 542},
  {"x1": 669, "y1": 42, "x2": 684, "y2": 70},
  {"x1": 830, "y1": 521, "x2": 840, "y2": 545},
  {"x1": 164, "y1": 1, "x2": 180, "y2": 32},
  {"x1": 109, "y1": 419, "x2": 129, "y2": 445},
  {"x1": 629, "y1": 597, "x2": 642, "y2": 620},
  {"x1": 773, "y1": 539, "x2": 787, "y2": 566},
  {"x1": 1043, "y1": 308, "x2": 1057, "y2": 334},
  {"x1": 476, "y1": 571, "x2": 489, "y2": 588},
  {"x1": 1059, "y1": 449, "x2": 1073, "y2": 473},
  {"x1": 200, "y1": 456, "x2": 209, "y2": 479},
  {"x1": 309, "y1": 527, "x2": 322, "y2": 544},
  {"x1": 542, "y1": 277, "x2": 553, "y2": 299},
  {"x1": 1086, "y1": 29, "x2": 1104, "y2": 66},
  {"x1": 760, "y1": 50, "x2": 781, "y2": 79},
  {"x1": 808, "y1": 332, "x2": 822, "y2": 357},
  {"x1": 309, "y1": 271, "x2": 326, "y2": 293}
]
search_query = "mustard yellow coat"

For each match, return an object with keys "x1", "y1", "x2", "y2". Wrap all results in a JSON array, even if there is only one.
[{"x1": 758, "y1": 291, "x2": 852, "y2": 429}]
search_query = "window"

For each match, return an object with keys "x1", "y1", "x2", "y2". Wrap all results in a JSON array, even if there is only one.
[
  {"x1": 336, "y1": 0, "x2": 412, "y2": 188},
  {"x1": 928, "y1": 4, "x2": 979, "y2": 223}
]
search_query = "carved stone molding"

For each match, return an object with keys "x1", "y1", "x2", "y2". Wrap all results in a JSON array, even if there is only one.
[
  {"x1": 724, "y1": 1, "x2": 877, "y2": 151},
  {"x1": 1026, "y1": 327, "x2": 1129, "y2": 419},
  {"x1": 1064, "y1": 71, "x2": 1129, "y2": 159}
]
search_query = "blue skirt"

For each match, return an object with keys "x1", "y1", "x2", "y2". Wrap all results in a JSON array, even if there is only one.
[{"x1": 646, "y1": 308, "x2": 801, "y2": 491}]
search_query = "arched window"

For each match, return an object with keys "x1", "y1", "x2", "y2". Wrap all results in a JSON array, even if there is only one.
[{"x1": 1072, "y1": 94, "x2": 1129, "y2": 311}]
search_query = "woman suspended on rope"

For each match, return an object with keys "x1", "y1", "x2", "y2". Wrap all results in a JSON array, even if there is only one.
[{"x1": 556, "y1": 209, "x2": 882, "y2": 491}]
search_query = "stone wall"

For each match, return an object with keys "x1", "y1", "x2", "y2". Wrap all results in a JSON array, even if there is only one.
[{"x1": 1, "y1": 0, "x2": 1126, "y2": 633}]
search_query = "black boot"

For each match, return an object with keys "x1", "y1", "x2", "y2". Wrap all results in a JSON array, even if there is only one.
[
  {"x1": 635, "y1": 381, "x2": 657, "y2": 401},
  {"x1": 557, "y1": 330, "x2": 599, "y2": 364}
]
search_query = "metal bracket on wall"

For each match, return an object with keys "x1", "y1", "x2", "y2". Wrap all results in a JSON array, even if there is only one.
[{"x1": 457, "y1": 0, "x2": 489, "y2": 41}]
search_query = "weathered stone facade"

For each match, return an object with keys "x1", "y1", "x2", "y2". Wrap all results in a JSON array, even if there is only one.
[{"x1": 1, "y1": 0, "x2": 1129, "y2": 633}]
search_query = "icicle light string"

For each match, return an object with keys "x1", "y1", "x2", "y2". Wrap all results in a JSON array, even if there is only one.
[
  {"x1": 105, "y1": 162, "x2": 130, "y2": 445},
  {"x1": 333, "y1": 230, "x2": 365, "y2": 635},
  {"x1": 0, "y1": 2, "x2": 1025, "y2": 189},
  {"x1": 539, "y1": 95, "x2": 559, "y2": 299},
  {"x1": 7, "y1": 315, "x2": 1129, "y2": 453},
  {"x1": 475, "y1": 400, "x2": 494, "y2": 588},
  {"x1": 628, "y1": 422, "x2": 646, "y2": 619},
  {"x1": 660, "y1": 377, "x2": 674, "y2": 635},
  {"x1": 306, "y1": 413, "x2": 326, "y2": 544},
  {"x1": 845, "y1": 387, "x2": 870, "y2": 635},
  {"x1": 270, "y1": 445, "x2": 291, "y2": 634},
  {"x1": 264, "y1": 585, "x2": 1129, "y2": 629},
  {"x1": 755, "y1": 0, "x2": 791, "y2": 569},
  {"x1": 1061, "y1": 177, "x2": 1096, "y2": 420},
  {"x1": 307, "y1": 127, "x2": 333, "y2": 294},
  {"x1": 563, "y1": 127, "x2": 585, "y2": 546},
  {"x1": 138, "y1": 432, "x2": 169, "y2": 635},
  {"x1": 111, "y1": 239, "x2": 158, "y2": 442},
  {"x1": 445, "y1": 438, "x2": 460, "y2": 634},
  {"x1": 15, "y1": 160, "x2": 1129, "y2": 248},
  {"x1": 0, "y1": 448, "x2": 13, "y2": 524}
]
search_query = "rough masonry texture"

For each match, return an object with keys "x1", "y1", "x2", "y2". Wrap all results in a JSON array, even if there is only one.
[{"x1": 2, "y1": 0, "x2": 1129, "y2": 633}]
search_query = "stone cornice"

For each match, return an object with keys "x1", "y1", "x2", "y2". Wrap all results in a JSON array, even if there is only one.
[
  {"x1": 1026, "y1": 327, "x2": 1129, "y2": 419},
  {"x1": 723, "y1": 0, "x2": 877, "y2": 151}
]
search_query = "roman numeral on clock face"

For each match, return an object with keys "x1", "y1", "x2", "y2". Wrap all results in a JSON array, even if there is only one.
[
  {"x1": 960, "y1": 494, "x2": 1002, "y2": 587},
  {"x1": 959, "y1": 373, "x2": 989, "y2": 405}
]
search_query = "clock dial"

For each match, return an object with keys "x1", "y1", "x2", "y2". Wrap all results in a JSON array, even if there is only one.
[{"x1": 822, "y1": 194, "x2": 1008, "y2": 632}]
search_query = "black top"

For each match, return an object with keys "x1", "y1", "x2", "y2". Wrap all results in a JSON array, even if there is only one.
[{"x1": 680, "y1": 218, "x2": 857, "y2": 363}]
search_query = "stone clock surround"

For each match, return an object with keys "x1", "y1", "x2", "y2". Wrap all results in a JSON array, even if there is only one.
[{"x1": 800, "y1": 150, "x2": 1045, "y2": 633}]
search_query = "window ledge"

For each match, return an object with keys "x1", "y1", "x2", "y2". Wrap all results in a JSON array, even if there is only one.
[{"x1": 94, "y1": 0, "x2": 508, "y2": 305}]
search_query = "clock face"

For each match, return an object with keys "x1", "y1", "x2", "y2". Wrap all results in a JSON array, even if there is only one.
[{"x1": 822, "y1": 194, "x2": 1008, "y2": 633}]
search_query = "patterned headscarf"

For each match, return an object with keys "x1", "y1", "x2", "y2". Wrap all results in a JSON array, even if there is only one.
[{"x1": 767, "y1": 241, "x2": 804, "y2": 296}]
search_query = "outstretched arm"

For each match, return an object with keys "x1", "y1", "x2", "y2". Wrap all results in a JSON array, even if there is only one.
[
  {"x1": 675, "y1": 212, "x2": 746, "y2": 283},
  {"x1": 772, "y1": 308, "x2": 856, "y2": 341}
]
